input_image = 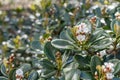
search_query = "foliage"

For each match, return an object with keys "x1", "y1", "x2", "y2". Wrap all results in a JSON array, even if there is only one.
[{"x1": 0, "y1": 0, "x2": 120, "y2": 80}]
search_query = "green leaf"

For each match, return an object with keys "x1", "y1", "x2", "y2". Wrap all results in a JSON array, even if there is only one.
[
  {"x1": 74, "y1": 55, "x2": 88, "y2": 67},
  {"x1": 109, "y1": 59, "x2": 120, "y2": 64},
  {"x1": 51, "y1": 39, "x2": 74, "y2": 49},
  {"x1": 90, "y1": 56, "x2": 102, "y2": 74},
  {"x1": 89, "y1": 28, "x2": 111, "y2": 51},
  {"x1": 111, "y1": 19, "x2": 117, "y2": 31},
  {"x1": 20, "y1": 63, "x2": 31, "y2": 73},
  {"x1": 91, "y1": 38, "x2": 111, "y2": 50},
  {"x1": 64, "y1": 62, "x2": 80, "y2": 80},
  {"x1": 44, "y1": 42, "x2": 57, "y2": 61},
  {"x1": 1, "y1": 64, "x2": 8, "y2": 77},
  {"x1": 31, "y1": 40, "x2": 42, "y2": 50},
  {"x1": 28, "y1": 71, "x2": 38, "y2": 80},
  {"x1": 95, "y1": 7, "x2": 101, "y2": 17},
  {"x1": 63, "y1": 12, "x2": 71, "y2": 25},
  {"x1": 96, "y1": 18, "x2": 101, "y2": 28},
  {"x1": 60, "y1": 29, "x2": 75, "y2": 43},
  {"x1": 9, "y1": 69, "x2": 16, "y2": 80},
  {"x1": 0, "y1": 76, "x2": 8, "y2": 80},
  {"x1": 113, "y1": 61, "x2": 120, "y2": 74},
  {"x1": 40, "y1": 0, "x2": 51, "y2": 9},
  {"x1": 113, "y1": 77, "x2": 120, "y2": 80},
  {"x1": 42, "y1": 70, "x2": 56, "y2": 78},
  {"x1": 80, "y1": 71, "x2": 93, "y2": 80},
  {"x1": 40, "y1": 59, "x2": 55, "y2": 69},
  {"x1": 65, "y1": 69, "x2": 80, "y2": 80},
  {"x1": 90, "y1": 28, "x2": 109, "y2": 43}
]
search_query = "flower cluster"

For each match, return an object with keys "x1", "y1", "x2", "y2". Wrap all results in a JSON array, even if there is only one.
[
  {"x1": 74, "y1": 22, "x2": 91, "y2": 43},
  {"x1": 115, "y1": 12, "x2": 120, "y2": 20},
  {"x1": 39, "y1": 35, "x2": 52, "y2": 44},
  {"x1": 3, "y1": 54, "x2": 15, "y2": 73},
  {"x1": 13, "y1": 36, "x2": 21, "y2": 49},
  {"x1": 16, "y1": 69, "x2": 24, "y2": 80},
  {"x1": 95, "y1": 62, "x2": 114, "y2": 80},
  {"x1": 90, "y1": 16, "x2": 97, "y2": 25},
  {"x1": 97, "y1": 50, "x2": 106, "y2": 58}
]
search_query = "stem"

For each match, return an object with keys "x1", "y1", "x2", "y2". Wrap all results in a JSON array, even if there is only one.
[{"x1": 113, "y1": 39, "x2": 117, "y2": 58}]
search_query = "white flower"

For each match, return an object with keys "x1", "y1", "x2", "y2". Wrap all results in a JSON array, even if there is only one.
[
  {"x1": 101, "y1": 18, "x2": 106, "y2": 25},
  {"x1": 91, "y1": 5, "x2": 99, "y2": 10},
  {"x1": 76, "y1": 23, "x2": 90, "y2": 34},
  {"x1": 21, "y1": 34, "x2": 28, "y2": 39},
  {"x1": 63, "y1": 3, "x2": 67, "y2": 8},
  {"x1": 29, "y1": 15, "x2": 35, "y2": 19},
  {"x1": 26, "y1": 44, "x2": 29, "y2": 48},
  {"x1": 95, "y1": 71, "x2": 98, "y2": 75},
  {"x1": 35, "y1": 19, "x2": 41, "y2": 24},
  {"x1": 16, "y1": 53, "x2": 21, "y2": 57},
  {"x1": 107, "y1": 3, "x2": 119, "y2": 10},
  {"x1": 75, "y1": 22, "x2": 91, "y2": 42},
  {"x1": 2, "y1": 41, "x2": 7, "y2": 45},
  {"x1": 16, "y1": 69, "x2": 23, "y2": 77},
  {"x1": 99, "y1": 50, "x2": 107, "y2": 57},
  {"x1": 55, "y1": 19, "x2": 58, "y2": 22},
  {"x1": 76, "y1": 35, "x2": 86, "y2": 41},
  {"x1": 115, "y1": 12, "x2": 120, "y2": 20},
  {"x1": 39, "y1": 36, "x2": 43, "y2": 40},
  {"x1": 103, "y1": 68, "x2": 107, "y2": 72},
  {"x1": 104, "y1": 62, "x2": 114, "y2": 72},
  {"x1": 117, "y1": 16, "x2": 120, "y2": 20},
  {"x1": 36, "y1": 49, "x2": 41, "y2": 52},
  {"x1": 36, "y1": 13, "x2": 40, "y2": 17},
  {"x1": 37, "y1": 70, "x2": 42, "y2": 75},
  {"x1": 106, "y1": 73, "x2": 114, "y2": 79},
  {"x1": 17, "y1": 30, "x2": 21, "y2": 34},
  {"x1": 26, "y1": 57, "x2": 31, "y2": 61},
  {"x1": 69, "y1": 12, "x2": 74, "y2": 16},
  {"x1": 115, "y1": 12, "x2": 119, "y2": 16},
  {"x1": 79, "y1": 2, "x2": 83, "y2": 6},
  {"x1": 104, "y1": 62, "x2": 114, "y2": 68},
  {"x1": 102, "y1": 65, "x2": 105, "y2": 69}
]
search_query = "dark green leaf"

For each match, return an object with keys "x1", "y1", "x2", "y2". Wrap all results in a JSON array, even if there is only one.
[
  {"x1": 1, "y1": 64, "x2": 8, "y2": 77},
  {"x1": 80, "y1": 71, "x2": 93, "y2": 80},
  {"x1": 40, "y1": 59, "x2": 55, "y2": 69},
  {"x1": 51, "y1": 39, "x2": 74, "y2": 49},
  {"x1": 9, "y1": 69, "x2": 16, "y2": 80},
  {"x1": 60, "y1": 29, "x2": 75, "y2": 42},
  {"x1": 44, "y1": 42, "x2": 57, "y2": 61},
  {"x1": 31, "y1": 41, "x2": 42, "y2": 50},
  {"x1": 90, "y1": 56, "x2": 102, "y2": 74},
  {"x1": 20, "y1": 63, "x2": 31, "y2": 73},
  {"x1": 113, "y1": 61, "x2": 120, "y2": 74},
  {"x1": 74, "y1": 55, "x2": 88, "y2": 67},
  {"x1": 28, "y1": 71, "x2": 38, "y2": 80},
  {"x1": 0, "y1": 76, "x2": 8, "y2": 80}
]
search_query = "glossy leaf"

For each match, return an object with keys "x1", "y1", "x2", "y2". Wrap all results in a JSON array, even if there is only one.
[
  {"x1": 51, "y1": 39, "x2": 74, "y2": 49},
  {"x1": 60, "y1": 29, "x2": 75, "y2": 42},
  {"x1": 44, "y1": 42, "x2": 57, "y2": 61},
  {"x1": 20, "y1": 63, "x2": 32, "y2": 73},
  {"x1": 90, "y1": 56, "x2": 102, "y2": 74},
  {"x1": 31, "y1": 40, "x2": 42, "y2": 50},
  {"x1": 80, "y1": 71, "x2": 93, "y2": 80},
  {"x1": 0, "y1": 76, "x2": 8, "y2": 80},
  {"x1": 1, "y1": 64, "x2": 8, "y2": 77},
  {"x1": 28, "y1": 71, "x2": 38, "y2": 80},
  {"x1": 113, "y1": 61, "x2": 120, "y2": 74}
]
